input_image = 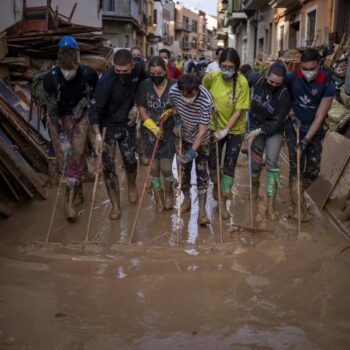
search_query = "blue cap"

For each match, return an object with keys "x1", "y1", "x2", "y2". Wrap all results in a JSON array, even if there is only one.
[{"x1": 58, "y1": 36, "x2": 78, "y2": 49}]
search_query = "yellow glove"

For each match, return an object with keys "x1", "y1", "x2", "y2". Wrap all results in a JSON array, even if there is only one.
[
  {"x1": 160, "y1": 108, "x2": 173, "y2": 122},
  {"x1": 143, "y1": 118, "x2": 163, "y2": 140}
]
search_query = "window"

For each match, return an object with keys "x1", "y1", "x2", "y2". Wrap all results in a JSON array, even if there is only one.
[
  {"x1": 153, "y1": 9, "x2": 157, "y2": 25},
  {"x1": 279, "y1": 25, "x2": 284, "y2": 52},
  {"x1": 306, "y1": 9, "x2": 316, "y2": 45},
  {"x1": 183, "y1": 16, "x2": 189, "y2": 30},
  {"x1": 192, "y1": 20, "x2": 198, "y2": 32},
  {"x1": 102, "y1": 0, "x2": 115, "y2": 12},
  {"x1": 191, "y1": 37, "x2": 197, "y2": 48}
]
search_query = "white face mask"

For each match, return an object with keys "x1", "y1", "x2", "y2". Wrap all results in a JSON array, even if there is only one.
[
  {"x1": 302, "y1": 70, "x2": 318, "y2": 82},
  {"x1": 182, "y1": 95, "x2": 197, "y2": 105},
  {"x1": 61, "y1": 68, "x2": 77, "y2": 81},
  {"x1": 162, "y1": 58, "x2": 169, "y2": 65}
]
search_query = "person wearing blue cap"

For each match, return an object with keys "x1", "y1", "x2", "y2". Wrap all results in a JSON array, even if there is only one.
[{"x1": 43, "y1": 36, "x2": 99, "y2": 221}]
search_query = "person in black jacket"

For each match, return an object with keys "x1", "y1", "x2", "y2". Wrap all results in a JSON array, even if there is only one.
[
  {"x1": 89, "y1": 49, "x2": 147, "y2": 220},
  {"x1": 43, "y1": 37, "x2": 98, "y2": 221},
  {"x1": 245, "y1": 62, "x2": 290, "y2": 220}
]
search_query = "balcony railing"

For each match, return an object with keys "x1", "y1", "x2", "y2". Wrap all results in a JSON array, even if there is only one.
[
  {"x1": 102, "y1": 0, "x2": 139, "y2": 22},
  {"x1": 243, "y1": 0, "x2": 269, "y2": 10},
  {"x1": 182, "y1": 42, "x2": 191, "y2": 49},
  {"x1": 175, "y1": 22, "x2": 191, "y2": 32},
  {"x1": 269, "y1": 0, "x2": 298, "y2": 8}
]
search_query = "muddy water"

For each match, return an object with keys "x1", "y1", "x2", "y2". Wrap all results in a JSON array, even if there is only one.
[{"x1": 0, "y1": 151, "x2": 350, "y2": 349}]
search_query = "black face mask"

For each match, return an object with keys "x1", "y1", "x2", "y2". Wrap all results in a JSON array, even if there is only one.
[
  {"x1": 150, "y1": 75, "x2": 165, "y2": 86},
  {"x1": 116, "y1": 73, "x2": 131, "y2": 84},
  {"x1": 133, "y1": 56, "x2": 142, "y2": 63}
]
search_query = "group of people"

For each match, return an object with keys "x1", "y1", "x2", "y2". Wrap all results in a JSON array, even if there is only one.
[{"x1": 44, "y1": 36, "x2": 335, "y2": 227}]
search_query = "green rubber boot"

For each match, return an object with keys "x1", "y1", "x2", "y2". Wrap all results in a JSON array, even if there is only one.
[
  {"x1": 150, "y1": 177, "x2": 164, "y2": 213},
  {"x1": 266, "y1": 168, "x2": 282, "y2": 221},
  {"x1": 220, "y1": 174, "x2": 234, "y2": 199}
]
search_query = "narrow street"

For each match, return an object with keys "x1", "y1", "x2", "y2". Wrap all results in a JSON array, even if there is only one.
[{"x1": 0, "y1": 150, "x2": 349, "y2": 350}]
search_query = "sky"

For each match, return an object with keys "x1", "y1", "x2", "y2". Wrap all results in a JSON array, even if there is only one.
[{"x1": 179, "y1": 0, "x2": 218, "y2": 17}]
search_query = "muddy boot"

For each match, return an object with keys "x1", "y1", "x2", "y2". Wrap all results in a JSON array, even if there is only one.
[
  {"x1": 164, "y1": 176, "x2": 175, "y2": 210},
  {"x1": 289, "y1": 178, "x2": 298, "y2": 206},
  {"x1": 151, "y1": 177, "x2": 164, "y2": 212},
  {"x1": 339, "y1": 204, "x2": 350, "y2": 221},
  {"x1": 74, "y1": 181, "x2": 84, "y2": 207},
  {"x1": 105, "y1": 176, "x2": 120, "y2": 220},
  {"x1": 265, "y1": 169, "x2": 281, "y2": 221},
  {"x1": 181, "y1": 191, "x2": 191, "y2": 214},
  {"x1": 217, "y1": 195, "x2": 230, "y2": 220},
  {"x1": 221, "y1": 174, "x2": 233, "y2": 199},
  {"x1": 290, "y1": 177, "x2": 311, "y2": 222},
  {"x1": 126, "y1": 170, "x2": 138, "y2": 203},
  {"x1": 64, "y1": 180, "x2": 78, "y2": 222},
  {"x1": 198, "y1": 193, "x2": 210, "y2": 226},
  {"x1": 210, "y1": 169, "x2": 218, "y2": 201}
]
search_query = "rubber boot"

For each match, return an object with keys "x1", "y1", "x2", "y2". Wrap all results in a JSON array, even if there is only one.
[
  {"x1": 64, "y1": 182, "x2": 78, "y2": 222},
  {"x1": 139, "y1": 153, "x2": 149, "y2": 166},
  {"x1": 198, "y1": 193, "x2": 210, "y2": 226},
  {"x1": 105, "y1": 176, "x2": 121, "y2": 220},
  {"x1": 151, "y1": 177, "x2": 164, "y2": 213},
  {"x1": 126, "y1": 170, "x2": 138, "y2": 203},
  {"x1": 164, "y1": 177, "x2": 174, "y2": 210},
  {"x1": 181, "y1": 191, "x2": 191, "y2": 214},
  {"x1": 217, "y1": 195, "x2": 230, "y2": 220},
  {"x1": 266, "y1": 169, "x2": 280, "y2": 221},
  {"x1": 339, "y1": 204, "x2": 350, "y2": 221},
  {"x1": 290, "y1": 177, "x2": 311, "y2": 222},
  {"x1": 221, "y1": 174, "x2": 234, "y2": 199},
  {"x1": 74, "y1": 181, "x2": 84, "y2": 207}
]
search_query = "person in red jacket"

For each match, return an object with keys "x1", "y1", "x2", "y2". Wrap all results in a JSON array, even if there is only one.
[{"x1": 159, "y1": 48, "x2": 183, "y2": 79}]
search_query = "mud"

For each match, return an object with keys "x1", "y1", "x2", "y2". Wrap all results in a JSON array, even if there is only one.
[{"x1": 0, "y1": 150, "x2": 350, "y2": 349}]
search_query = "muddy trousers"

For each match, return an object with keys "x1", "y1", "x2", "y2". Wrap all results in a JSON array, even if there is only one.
[
  {"x1": 285, "y1": 121, "x2": 323, "y2": 189},
  {"x1": 181, "y1": 142, "x2": 209, "y2": 196},
  {"x1": 102, "y1": 126, "x2": 137, "y2": 181}
]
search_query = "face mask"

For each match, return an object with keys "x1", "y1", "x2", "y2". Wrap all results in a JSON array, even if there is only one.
[
  {"x1": 182, "y1": 95, "x2": 197, "y2": 105},
  {"x1": 163, "y1": 58, "x2": 169, "y2": 65},
  {"x1": 61, "y1": 68, "x2": 77, "y2": 81},
  {"x1": 220, "y1": 68, "x2": 235, "y2": 79},
  {"x1": 133, "y1": 56, "x2": 142, "y2": 63},
  {"x1": 116, "y1": 73, "x2": 131, "y2": 84},
  {"x1": 302, "y1": 70, "x2": 318, "y2": 82},
  {"x1": 150, "y1": 75, "x2": 165, "y2": 86}
]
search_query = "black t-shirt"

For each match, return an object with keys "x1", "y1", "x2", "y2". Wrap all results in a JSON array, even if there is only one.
[
  {"x1": 89, "y1": 62, "x2": 147, "y2": 127},
  {"x1": 250, "y1": 76, "x2": 291, "y2": 136},
  {"x1": 43, "y1": 64, "x2": 98, "y2": 116}
]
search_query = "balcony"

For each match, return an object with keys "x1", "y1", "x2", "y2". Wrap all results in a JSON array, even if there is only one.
[
  {"x1": 175, "y1": 22, "x2": 191, "y2": 32},
  {"x1": 243, "y1": 0, "x2": 270, "y2": 9},
  {"x1": 163, "y1": 35, "x2": 174, "y2": 45},
  {"x1": 182, "y1": 42, "x2": 191, "y2": 49},
  {"x1": 102, "y1": 0, "x2": 139, "y2": 22},
  {"x1": 269, "y1": 0, "x2": 298, "y2": 8},
  {"x1": 225, "y1": 11, "x2": 247, "y2": 27}
]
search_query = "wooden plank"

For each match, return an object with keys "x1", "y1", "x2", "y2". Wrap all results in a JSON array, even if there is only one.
[
  {"x1": 0, "y1": 130, "x2": 48, "y2": 198},
  {"x1": 0, "y1": 165, "x2": 20, "y2": 200},
  {"x1": 307, "y1": 131, "x2": 350, "y2": 209}
]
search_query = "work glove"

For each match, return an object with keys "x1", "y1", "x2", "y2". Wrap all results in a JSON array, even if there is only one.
[
  {"x1": 160, "y1": 108, "x2": 173, "y2": 122},
  {"x1": 246, "y1": 128, "x2": 262, "y2": 144},
  {"x1": 296, "y1": 137, "x2": 310, "y2": 153},
  {"x1": 128, "y1": 105, "x2": 139, "y2": 127},
  {"x1": 173, "y1": 114, "x2": 181, "y2": 138},
  {"x1": 58, "y1": 132, "x2": 71, "y2": 158},
  {"x1": 176, "y1": 148, "x2": 198, "y2": 165},
  {"x1": 213, "y1": 127, "x2": 228, "y2": 141},
  {"x1": 143, "y1": 118, "x2": 163, "y2": 140},
  {"x1": 72, "y1": 97, "x2": 88, "y2": 120}
]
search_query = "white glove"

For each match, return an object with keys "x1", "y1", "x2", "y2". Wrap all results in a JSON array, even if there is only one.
[
  {"x1": 213, "y1": 128, "x2": 228, "y2": 141},
  {"x1": 128, "y1": 105, "x2": 139, "y2": 127},
  {"x1": 246, "y1": 128, "x2": 262, "y2": 144}
]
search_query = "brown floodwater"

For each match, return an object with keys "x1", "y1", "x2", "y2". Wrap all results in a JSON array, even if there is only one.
[{"x1": 0, "y1": 153, "x2": 349, "y2": 349}]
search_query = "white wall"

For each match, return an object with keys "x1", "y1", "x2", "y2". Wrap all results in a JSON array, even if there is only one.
[{"x1": 154, "y1": 1, "x2": 163, "y2": 37}]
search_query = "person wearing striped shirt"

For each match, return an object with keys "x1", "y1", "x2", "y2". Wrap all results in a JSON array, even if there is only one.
[{"x1": 163, "y1": 74, "x2": 213, "y2": 226}]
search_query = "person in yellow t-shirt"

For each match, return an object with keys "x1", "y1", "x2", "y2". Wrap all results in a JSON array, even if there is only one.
[{"x1": 202, "y1": 47, "x2": 250, "y2": 220}]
